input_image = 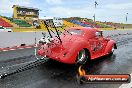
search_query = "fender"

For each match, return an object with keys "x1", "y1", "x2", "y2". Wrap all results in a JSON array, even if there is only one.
[
  {"x1": 104, "y1": 40, "x2": 116, "y2": 54},
  {"x1": 67, "y1": 40, "x2": 91, "y2": 63}
]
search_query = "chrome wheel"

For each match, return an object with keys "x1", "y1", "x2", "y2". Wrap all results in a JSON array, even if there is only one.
[
  {"x1": 109, "y1": 46, "x2": 115, "y2": 56},
  {"x1": 76, "y1": 49, "x2": 87, "y2": 65},
  {"x1": 111, "y1": 46, "x2": 115, "y2": 53}
]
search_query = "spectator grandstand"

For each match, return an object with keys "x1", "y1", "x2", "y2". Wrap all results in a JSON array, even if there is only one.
[
  {"x1": 1, "y1": 15, "x2": 132, "y2": 32},
  {"x1": 0, "y1": 17, "x2": 13, "y2": 27},
  {"x1": 68, "y1": 20, "x2": 92, "y2": 28},
  {"x1": 63, "y1": 20, "x2": 81, "y2": 28},
  {"x1": 64, "y1": 17, "x2": 112, "y2": 28},
  {"x1": 2, "y1": 16, "x2": 32, "y2": 27}
]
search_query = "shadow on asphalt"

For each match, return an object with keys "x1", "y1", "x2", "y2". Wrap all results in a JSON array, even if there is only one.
[{"x1": 38, "y1": 54, "x2": 116, "y2": 82}]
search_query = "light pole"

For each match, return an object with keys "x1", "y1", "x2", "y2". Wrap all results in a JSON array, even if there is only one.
[
  {"x1": 126, "y1": 13, "x2": 128, "y2": 24},
  {"x1": 94, "y1": 1, "x2": 98, "y2": 22}
]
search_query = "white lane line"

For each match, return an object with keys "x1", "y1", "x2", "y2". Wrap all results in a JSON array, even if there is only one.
[
  {"x1": 119, "y1": 73, "x2": 132, "y2": 88},
  {"x1": 0, "y1": 45, "x2": 34, "y2": 52}
]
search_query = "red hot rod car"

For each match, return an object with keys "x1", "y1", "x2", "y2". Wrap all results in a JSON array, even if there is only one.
[{"x1": 37, "y1": 27, "x2": 117, "y2": 65}]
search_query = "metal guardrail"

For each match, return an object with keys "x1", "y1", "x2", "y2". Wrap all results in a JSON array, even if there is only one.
[{"x1": 0, "y1": 32, "x2": 42, "y2": 48}]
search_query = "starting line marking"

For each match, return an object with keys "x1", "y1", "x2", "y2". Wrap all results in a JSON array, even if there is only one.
[{"x1": 119, "y1": 73, "x2": 132, "y2": 88}]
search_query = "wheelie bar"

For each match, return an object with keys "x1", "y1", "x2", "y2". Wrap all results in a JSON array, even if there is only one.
[{"x1": 0, "y1": 58, "x2": 49, "y2": 79}]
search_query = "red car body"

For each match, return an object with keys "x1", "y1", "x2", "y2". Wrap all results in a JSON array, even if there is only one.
[{"x1": 37, "y1": 27, "x2": 117, "y2": 64}]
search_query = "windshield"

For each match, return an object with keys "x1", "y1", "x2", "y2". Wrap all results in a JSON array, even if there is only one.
[{"x1": 66, "y1": 29, "x2": 83, "y2": 35}]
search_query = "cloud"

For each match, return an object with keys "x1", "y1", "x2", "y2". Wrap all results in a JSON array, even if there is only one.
[
  {"x1": 46, "y1": 0, "x2": 63, "y2": 5},
  {"x1": 45, "y1": 3, "x2": 131, "y2": 23},
  {"x1": 106, "y1": 3, "x2": 132, "y2": 10},
  {"x1": 48, "y1": 6, "x2": 94, "y2": 18},
  {"x1": 0, "y1": 0, "x2": 132, "y2": 23},
  {"x1": 0, "y1": 0, "x2": 31, "y2": 16},
  {"x1": 9, "y1": 0, "x2": 30, "y2": 5}
]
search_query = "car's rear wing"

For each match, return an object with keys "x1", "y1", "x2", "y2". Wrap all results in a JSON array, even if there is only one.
[{"x1": 43, "y1": 20, "x2": 62, "y2": 43}]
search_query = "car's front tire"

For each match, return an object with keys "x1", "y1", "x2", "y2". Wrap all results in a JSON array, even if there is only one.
[{"x1": 109, "y1": 46, "x2": 115, "y2": 56}]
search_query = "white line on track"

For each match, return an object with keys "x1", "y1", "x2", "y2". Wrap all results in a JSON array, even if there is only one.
[
  {"x1": 119, "y1": 73, "x2": 132, "y2": 88},
  {"x1": 0, "y1": 46, "x2": 33, "y2": 52}
]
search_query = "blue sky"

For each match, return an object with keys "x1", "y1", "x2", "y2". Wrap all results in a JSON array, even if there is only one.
[{"x1": 0, "y1": 0, "x2": 132, "y2": 23}]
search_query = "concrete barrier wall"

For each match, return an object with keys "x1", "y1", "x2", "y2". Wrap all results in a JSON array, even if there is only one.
[
  {"x1": 0, "y1": 32, "x2": 43, "y2": 48},
  {"x1": 0, "y1": 29, "x2": 132, "y2": 48}
]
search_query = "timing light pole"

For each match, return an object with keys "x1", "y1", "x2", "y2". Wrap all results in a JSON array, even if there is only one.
[
  {"x1": 93, "y1": 1, "x2": 98, "y2": 22},
  {"x1": 126, "y1": 13, "x2": 128, "y2": 24}
]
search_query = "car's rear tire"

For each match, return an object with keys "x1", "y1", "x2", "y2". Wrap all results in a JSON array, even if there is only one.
[{"x1": 75, "y1": 49, "x2": 89, "y2": 65}]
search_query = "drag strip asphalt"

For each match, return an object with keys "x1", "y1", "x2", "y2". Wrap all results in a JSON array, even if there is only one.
[{"x1": 0, "y1": 31, "x2": 132, "y2": 88}]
